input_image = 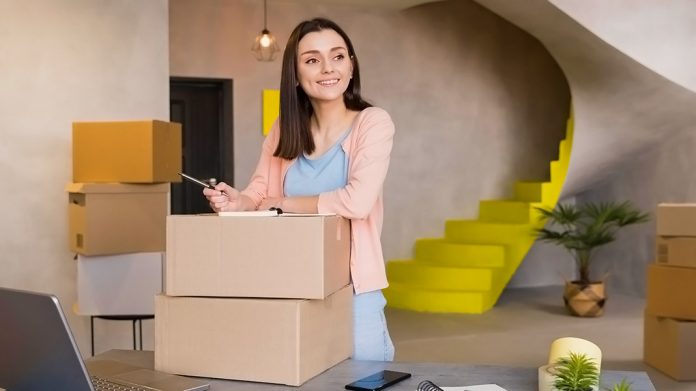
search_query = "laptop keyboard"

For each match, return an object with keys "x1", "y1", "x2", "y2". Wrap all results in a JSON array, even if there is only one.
[{"x1": 91, "y1": 376, "x2": 152, "y2": 391}]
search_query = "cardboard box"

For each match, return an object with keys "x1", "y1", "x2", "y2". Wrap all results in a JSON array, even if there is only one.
[
  {"x1": 657, "y1": 203, "x2": 696, "y2": 237},
  {"x1": 154, "y1": 285, "x2": 352, "y2": 386},
  {"x1": 73, "y1": 120, "x2": 181, "y2": 183},
  {"x1": 646, "y1": 263, "x2": 696, "y2": 320},
  {"x1": 657, "y1": 236, "x2": 696, "y2": 268},
  {"x1": 644, "y1": 312, "x2": 696, "y2": 380},
  {"x1": 76, "y1": 253, "x2": 163, "y2": 315},
  {"x1": 165, "y1": 214, "x2": 350, "y2": 299},
  {"x1": 67, "y1": 183, "x2": 169, "y2": 255}
]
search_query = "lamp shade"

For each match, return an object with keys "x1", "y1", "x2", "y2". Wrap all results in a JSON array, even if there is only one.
[{"x1": 252, "y1": 28, "x2": 280, "y2": 61}]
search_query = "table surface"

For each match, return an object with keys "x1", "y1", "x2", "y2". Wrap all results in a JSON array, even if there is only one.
[{"x1": 91, "y1": 350, "x2": 656, "y2": 391}]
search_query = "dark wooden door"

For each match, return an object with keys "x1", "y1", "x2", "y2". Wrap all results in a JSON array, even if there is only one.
[{"x1": 170, "y1": 78, "x2": 233, "y2": 214}]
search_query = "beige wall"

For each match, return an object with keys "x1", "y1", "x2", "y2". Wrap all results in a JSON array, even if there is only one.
[
  {"x1": 579, "y1": 109, "x2": 696, "y2": 296},
  {"x1": 170, "y1": 0, "x2": 570, "y2": 283},
  {"x1": 0, "y1": 0, "x2": 169, "y2": 356}
]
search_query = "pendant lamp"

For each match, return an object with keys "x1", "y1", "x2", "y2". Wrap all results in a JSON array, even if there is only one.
[{"x1": 251, "y1": 0, "x2": 280, "y2": 61}]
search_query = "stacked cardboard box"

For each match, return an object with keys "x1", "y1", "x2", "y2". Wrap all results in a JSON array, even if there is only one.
[
  {"x1": 644, "y1": 203, "x2": 696, "y2": 380},
  {"x1": 68, "y1": 120, "x2": 181, "y2": 316},
  {"x1": 156, "y1": 214, "x2": 353, "y2": 386}
]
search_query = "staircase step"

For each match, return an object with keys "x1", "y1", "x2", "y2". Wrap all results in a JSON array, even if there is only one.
[
  {"x1": 386, "y1": 260, "x2": 500, "y2": 291},
  {"x1": 384, "y1": 108, "x2": 573, "y2": 314},
  {"x1": 414, "y1": 238, "x2": 505, "y2": 267},
  {"x1": 445, "y1": 220, "x2": 534, "y2": 245},
  {"x1": 513, "y1": 181, "x2": 552, "y2": 203},
  {"x1": 550, "y1": 160, "x2": 565, "y2": 184},
  {"x1": 479, "y1": 200, "x2": 542, "y2": 223},
  {"x1": 558, "y1": 139, "x2": 571, "y2": 163},
  {"x1": 384, "y1": 283, "x2": 496, "y2": 313}
]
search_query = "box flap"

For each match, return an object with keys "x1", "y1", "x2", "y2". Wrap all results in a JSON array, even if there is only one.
[
  {"x1": 658, "y1": 203, "x2": 696, "y2": 208},
  {"x1": 73, "y1": 119, "x2": 157, "y2": 126},
  {"x1": 66, "y1": 182, "x2": 170, "y2": 194}
]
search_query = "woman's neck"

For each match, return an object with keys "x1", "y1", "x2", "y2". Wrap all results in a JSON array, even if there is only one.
[{"x1": 310, "y1": 99, "x2": 352, "y2": 137}]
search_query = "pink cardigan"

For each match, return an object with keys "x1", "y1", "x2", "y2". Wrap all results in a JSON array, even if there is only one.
[{"x1": 240, "y1": 107, "x2": 395, "y2": 294}]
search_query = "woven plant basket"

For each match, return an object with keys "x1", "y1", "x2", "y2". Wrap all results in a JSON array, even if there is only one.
[{"x1": 563, "y1": 281, "x2": 606, "y2": 317}]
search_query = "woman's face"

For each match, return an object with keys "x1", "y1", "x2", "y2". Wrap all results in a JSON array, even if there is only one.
[{"x1": 296, "y1": 29, "x2": 353, "y2": 104}]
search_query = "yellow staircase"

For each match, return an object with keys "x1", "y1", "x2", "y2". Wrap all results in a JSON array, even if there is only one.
[{"x1": 384, "y1": 112, "x2": 574, "y2": 313}]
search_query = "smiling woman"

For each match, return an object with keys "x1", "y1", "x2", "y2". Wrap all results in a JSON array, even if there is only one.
[{"x1": 203, "y1": 18, "x2": 396, "y2": 362}]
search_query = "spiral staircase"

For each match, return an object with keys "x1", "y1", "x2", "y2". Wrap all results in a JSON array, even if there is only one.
[{"x1": 385, "y1": 0, "x2": 696, "y2": 313}]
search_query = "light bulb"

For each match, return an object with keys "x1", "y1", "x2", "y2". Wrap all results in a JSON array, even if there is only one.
[{"x1": 260, "y1": 34, "x2": 271, "y2": 48}]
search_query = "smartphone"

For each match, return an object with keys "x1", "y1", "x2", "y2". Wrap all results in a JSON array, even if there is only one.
[
  {"x1": 179, "y1": 172, "x2": 214, "y2": 189},
  {"x1": 345, "y1": 370, "x2": 411, "y2": 391}
]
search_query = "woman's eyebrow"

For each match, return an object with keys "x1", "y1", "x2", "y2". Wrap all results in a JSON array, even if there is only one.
[{"x1": 300, "y1": 46, "x2": 348, "y2": 56}]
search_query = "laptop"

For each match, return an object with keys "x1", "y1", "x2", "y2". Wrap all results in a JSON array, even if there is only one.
[{"x1": 0, "y1": 286, "x2": 209, "y2": 391}]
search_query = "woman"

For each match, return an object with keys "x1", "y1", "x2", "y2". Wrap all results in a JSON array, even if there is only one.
[{"x1": 204, "y1": 17, "x2": 395, "y2": 361}]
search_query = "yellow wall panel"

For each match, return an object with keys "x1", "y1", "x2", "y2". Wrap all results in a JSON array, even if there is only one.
[{"x1": 262, "y1": 89, "x2": 280, "y2": 136}]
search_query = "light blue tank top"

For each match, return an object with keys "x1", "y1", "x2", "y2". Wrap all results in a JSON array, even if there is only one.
[{"x1": 284, "y1": 130, "x2": 351, "y2": 197}]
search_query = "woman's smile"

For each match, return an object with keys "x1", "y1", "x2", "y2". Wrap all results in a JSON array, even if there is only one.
[{"x1": 317, "y1": 79, "x2": 340, "y2": 86}]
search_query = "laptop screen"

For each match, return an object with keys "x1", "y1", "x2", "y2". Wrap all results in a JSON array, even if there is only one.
[{"x1": 0, "y1": 287, "x2": 93, "y2": 391}]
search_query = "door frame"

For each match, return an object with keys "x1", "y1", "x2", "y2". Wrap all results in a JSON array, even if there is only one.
[{"x1": 170, "y1": 76, "x2": 234, "y2": 185}]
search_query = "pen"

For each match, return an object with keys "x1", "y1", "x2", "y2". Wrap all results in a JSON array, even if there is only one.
[{"x1": 179, "y1": 172, "x2": 230, "y2": 198}]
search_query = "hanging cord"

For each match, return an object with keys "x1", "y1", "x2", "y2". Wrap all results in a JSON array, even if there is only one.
[{"x1": 263, "y1": 0, "x2": 268, "y2": 30}]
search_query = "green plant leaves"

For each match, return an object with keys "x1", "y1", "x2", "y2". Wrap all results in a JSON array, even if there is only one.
[
  {"x1": 553, "y1": 352, "x2": 600, "y2": 391},
  {"x1": 534, "y1": 201, "x2": 649, "y2": 284},
  {"x1": 607, "y1": 378, "x2": 632, "y2": 391}
]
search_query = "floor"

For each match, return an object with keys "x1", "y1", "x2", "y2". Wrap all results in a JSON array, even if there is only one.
[{"x1": 386, "y1": 286, "x2": 695, "y2": 391}]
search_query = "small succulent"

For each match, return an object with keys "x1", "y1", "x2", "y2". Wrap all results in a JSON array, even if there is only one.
[
  {"x1": 553, "y1": 352, "x2": 600, "y2": 391},
  {"x1": 607, "y1": 378, "x2": 632, "y2": 391}
]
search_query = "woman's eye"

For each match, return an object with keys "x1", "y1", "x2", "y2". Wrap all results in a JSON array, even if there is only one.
[
  {"x1": 334, "y1": 54, "x2": 345, "y2": 60},
  {"x1": 305, "y1": 58, "x2": 318, "y2": 64}
]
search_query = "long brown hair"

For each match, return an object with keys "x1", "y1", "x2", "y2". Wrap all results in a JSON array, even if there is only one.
[{"x1": 275, "y1": 18, "x2": 371, "y2": 159}]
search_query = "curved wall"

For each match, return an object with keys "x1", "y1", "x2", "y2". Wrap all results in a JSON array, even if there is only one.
[{"x1": 474, "y1": 0, "x2": 696, "y2": 294}]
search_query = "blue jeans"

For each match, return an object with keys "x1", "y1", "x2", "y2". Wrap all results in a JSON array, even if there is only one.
[{"x1": 353, "y1": 290, "x2": 395, "y2": 361}]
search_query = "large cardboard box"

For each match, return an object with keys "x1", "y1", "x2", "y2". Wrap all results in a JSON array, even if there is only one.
[
  {"x1": 76, "y1": 252, "x2": 163, "y2": 315},
  {"x1": 657, "y1": 203, "x2": 696, "y2": 237},
  {"x1": 644, "y1": 312, "x2": 696, "y2": 380},
  {"x1": 67, "y1": 183, "x2": 169, "y2": 255},
  {"x1": 165, "y1": 214, "x2": 350, "y2": 299},
  {"x1": 154, "y1": 285, "x2": 352, "y2": 386},
  {"x1": 657, "y1": 236, "x2": 696, "y2": 268},
  {"x1": 73, "y1": 120, "x2": 182, "y2": 183},
  {"x1": 646, "y1": 263, "x2": 696, "y2": 320}
]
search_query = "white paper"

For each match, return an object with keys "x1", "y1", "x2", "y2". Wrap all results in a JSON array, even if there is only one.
[
  {"x1": 216, "y1": 211, "x2": 337, "y2": 217},
  {"x1": 441, "y1": 385, "x2": 508, "y2": 391},
  {"x1": 279, "y1": 212, "x2": 336, "y2": 217},
  {"x1": 217, "y1": 210, "x2": 279, "y2": 217},
  {"x1": 415, "y1": 385, "x2": 508, "y2": 391}
]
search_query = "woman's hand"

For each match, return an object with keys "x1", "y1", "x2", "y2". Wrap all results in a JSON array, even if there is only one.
[
  {"x1": 258, "y1": 197, "x2": 284, "y2": 211},
  {"x1": 203, "y1": 182, "x2": 242, "y2": 212}
]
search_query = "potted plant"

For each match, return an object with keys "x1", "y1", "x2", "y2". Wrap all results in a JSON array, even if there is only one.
[
  {"x1": 552, "y1": 352, "x2": 599, "y2": 391},
  {"x1": 550, "y1": 352, "x2": 634, "y2": 391},
  {"x1": 535, "y1": 201, "x2": 649, "y2": 317},
  {"x1": 607, "y1": 379, "x2": 632, "y2": 391}
]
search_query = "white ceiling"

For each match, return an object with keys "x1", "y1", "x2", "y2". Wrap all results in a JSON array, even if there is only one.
[{"x1": 275, "y1": 0, "x2": 439, "y2": 11}]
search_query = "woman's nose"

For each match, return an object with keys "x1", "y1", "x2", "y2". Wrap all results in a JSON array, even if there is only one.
[{"x1": 321, "y1": 61, "x2": 333, "y2": 73}]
